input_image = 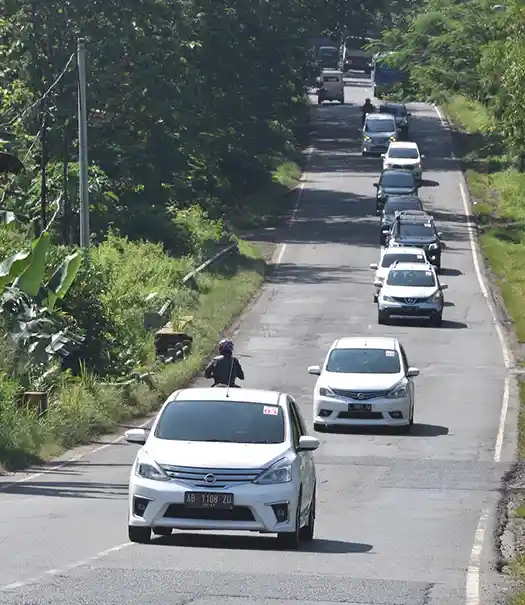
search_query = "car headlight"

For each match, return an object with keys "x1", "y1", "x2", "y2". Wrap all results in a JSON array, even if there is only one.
[
  {"x1": 390, "y1": 241, "x2": 401, "y2": 247},
  {"x1": 387, "y1": 383, "x2": 408, "y2": 398},
  {"x1": 428, "y1": 290, "x2": 442, "y2": 303},
  {"x1": 428, "y1": 243, "x2": 438, "y2": 250},
  {"x1": 389, "y1": 135, "x2": 397, "y2": 141},
  {"x1": 254, "y1": 459, "x2": 292, "y2": 485},
  {"x1": 383, "y1": 295, "x2": 396, "y2": 302},
  {"x1": 319, "y1": 385, "x2": 337, "y2": 398},
  {"x1": 135, "y1": 458, "x2": 169, "y2": 481},
  {"x1": 384, "y1": 162, "x2": 393, "y2": 169},
  {"x1": 363, "y1": 135, "x2": 371, "y2": 142}
]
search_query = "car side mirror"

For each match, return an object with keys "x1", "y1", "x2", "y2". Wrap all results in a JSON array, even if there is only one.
[
  {"x1": 373, "y1": 280, "x2": 383, "y2": 288},
  {"x1": 369, "y1": 263, "x2": 378, "y2": 270},
  {"x1": 407, "y1": 112, "x2": 412, "y2": 116},
  {"x1": 380, "y1": 154, "x2": 385, "y2": 158},
  {"x1": 297, "y1": 435, "x2": 320, "y2": 452},
  {"x1": 440, "y1": 284, "x2": 448, "y2": 290},
  {"x1": 373, "y1": 183, "x2": 379, "y2": 188},
  {"x1": 307, "y1": 365, "x2": 321, "y2": 375},
  {"x1": 421, "y1": 154, "x2": 426, "y2": 159},
  {"x1": 125, "y1": 428, "x2": 147, "y2": 445},
  {"x1": 407, "y1": 367, "x2": 419, "y2": 377},
  {"x1": 437, "y1": 232, "x2": 444, "y2": 238}
]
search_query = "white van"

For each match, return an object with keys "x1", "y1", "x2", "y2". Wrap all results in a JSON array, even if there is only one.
[{"x1": 317, "y1": 70, "x2": 345, "y2": 104}]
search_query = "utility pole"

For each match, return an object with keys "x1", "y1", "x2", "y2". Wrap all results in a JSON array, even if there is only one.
[
  {"x1": 40, "y1": 102, "x2": 48, "y2": 234},
  {"x1": 77, "y1": 38, "x2": 89, "y2": 248}
]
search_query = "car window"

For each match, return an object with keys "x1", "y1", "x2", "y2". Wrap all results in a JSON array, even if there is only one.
[
  {"x1": 400, "y1": 345, "x2": 409, "y2": 371},
  {"x1": 154, "y1": 400, "x2": 285, "y2": 444},
  {"x1": 381, "y1": 252, "x2": 426, "y2": 267},
  {"x1": 326, "y1": 348, "x2": 401, "y2": 374},
  {"x1": 380, "y1": 172, "x2": 415, "y2": 188},
  {"x1": 388, "y1": 148, "x2": 419, "y2": 159},
  {"x1": 384, "y1": 199, "x2": 422, "y2": 215},
  {"x1": 365, "y1": 119, "x2": 396, "y2": 133},
  {"x1": 324, "y1": 75, "x2": 340, "y2": 82},
  {"x1": 397, "y1": 222, "x2": 435, "y2": 237},
  {"x1": 289, "y1": 398, "x2": 306, "y2": 435},
  {"x1": 386, "y1": 268, "x2": 436, "y2": 288}
]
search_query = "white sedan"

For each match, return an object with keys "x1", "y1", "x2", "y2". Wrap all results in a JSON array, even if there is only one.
[
  {"x1": 382, "y1": 141, "x2": 424, "y2": 182},
  {"x1": 308, "y1": 336, "x2": 419, "y2": 432},
  {"x1": 125, "y1": 387, "x2": 319, "y2": 549}
]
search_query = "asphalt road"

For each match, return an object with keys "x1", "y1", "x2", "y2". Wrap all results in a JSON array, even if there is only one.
[{"x1": 0, "y1": 75, "x2": 517, "y2": 605}]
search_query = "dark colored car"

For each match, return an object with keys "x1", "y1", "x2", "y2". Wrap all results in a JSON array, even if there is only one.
[
  {"x1": 386, "y1": 211, "x2": 445, "y2": 271},
  {"x1": 378, "y1": 102, "x2": 411, "y2": 138},
  {"x1": 379, "y1": 195, "x2": 423, "y2": 246},
  {"x1": 373, "y1": 169, "x2": 419, "y2": 215}
]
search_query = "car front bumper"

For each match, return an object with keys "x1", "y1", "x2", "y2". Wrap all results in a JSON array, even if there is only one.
[
  {"x1": 378, "y1": 299, "x2": 443, "y2": 319},
  {"x1": 313, "y1": 394, "x2": 411, "y2": 427},
  {"x1": 128, "y1": 476, "x2": 299, "y2": 534}
]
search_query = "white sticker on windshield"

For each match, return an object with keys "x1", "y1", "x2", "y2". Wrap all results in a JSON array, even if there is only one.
[
  {"x1": 263, "y1": 406, "x2": 279, "y2": 416},
  {"x1": 417, "y1": 255, "x2": 423, "y2": 259},
  {"x1": 425, "y1": 271, "x2": 432, "y2": 276},
  {"x1": 385, "y1": 350, "x2": 395, "y2": 357}
]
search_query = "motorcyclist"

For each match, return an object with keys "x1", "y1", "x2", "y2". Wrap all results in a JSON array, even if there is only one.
[
  {"x1": 204, "y1": 338, "x2": 245, "y2": 387},
  {"x1": 361, "y1": 98, "x2": 375, "y2": 125}
]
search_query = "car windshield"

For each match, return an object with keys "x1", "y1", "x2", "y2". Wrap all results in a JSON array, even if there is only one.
[
  {"x1": 386, "y1": 268, "x2": 436, "y2": 287},
  {"x1": 388, "y1": 148, "x2": 419, "y2": 159},
  {"x1": 326, "y1": 348, "x2": 401, "y2": 374},
  {"x1": 381, "y1": 252, "x2": 426, "y2": 267},
  {"x1": 154, "y1": 400, "x2": 285, "y2": 444},
  {"x1": 384, "y1": 199, "x2": 421, "y2": 215},
  {"x1": 380, "y1": 173, "x2": 415, "y2": 188},
  {"x1": 365, "y1": 120, "x2": 395, "y2": 133},
  {"x1": 397, "y1": 222, "x2": 435, "y2": 237}
]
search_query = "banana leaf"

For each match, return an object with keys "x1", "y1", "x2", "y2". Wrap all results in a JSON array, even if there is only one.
[
  {"x1": 0, "y1": 250, "x2": 33, "y2": 290},
  {"x1": 43, "y1": 251, "x2": 83, "y2": 311},
  {"x1": 13, "y1": 231, "x2": 51, "y2": 297}
]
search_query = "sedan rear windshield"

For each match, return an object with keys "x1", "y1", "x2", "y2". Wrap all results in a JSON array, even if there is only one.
[
  {"x1": 388, "y1": 148, "x2": 419, "y2": 159},
  {"x1": 396, "y1": 223, "x2": 435, "y2": 237},
  {"x1": 386, "y1": 269, "x2": 436, "y2": 287},
  {"x1": 380, "y1": 105, "x2": 405, "y2": 116},
  {"x1": 381, "y1": 252, "x2": 426, "y2": 267},
  {"x1": 384, "y1": 199, "x2": 421, "y2": 214},
  {"x1": 326, "y1": 348, "x2": 401, "y2": 374},
  {"x1": 154, "y1": 400, "x2": 285, "y2": 444},
  {"x1": 380, "y1": 173, "x2": 415, "y2": 188},
  {"x1": 365, "y1": 120, "x2": 396, "y2": 133}
]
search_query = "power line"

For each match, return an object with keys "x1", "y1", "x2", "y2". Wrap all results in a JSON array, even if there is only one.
[{"x1": 0, "y1": 53, "x2": 76, "y2": 129}]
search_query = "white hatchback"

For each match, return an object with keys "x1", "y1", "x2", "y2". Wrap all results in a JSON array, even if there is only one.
[
  {"x1": 308, "y1": 337, "x2": 419, "y2": 432},
  {"x1": 125, "y1": 387, "x2": 319, "y2": 549},
  {"x1": 382, "y1": 141, "x2": 424, "y2": 181},
  {"x1": 370, "y1": 246, "x2": 429, "y2": 302}
]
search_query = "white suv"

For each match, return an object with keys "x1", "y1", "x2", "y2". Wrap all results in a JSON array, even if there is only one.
[
  {"x1": 125, "y1": 387, "x2": 319, "y2": 549},
  {"x1": 382, "y1": 141, "x2": 424, "y2": 182},
  {"x1": 308, "y1": 337, "x2": 420, "y2": 432},
  {"x1": 370, "y1": 246, "x2": 429, "y2": 302}
]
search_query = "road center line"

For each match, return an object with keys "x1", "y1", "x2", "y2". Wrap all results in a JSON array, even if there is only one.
[{"x1": 433, "y1": 104, "x2": 514, "y2": 605}]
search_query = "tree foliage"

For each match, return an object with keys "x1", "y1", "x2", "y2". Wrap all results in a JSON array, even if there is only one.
[{"x1": 375, "y1": 0, "x2": 525, "y2": 168}]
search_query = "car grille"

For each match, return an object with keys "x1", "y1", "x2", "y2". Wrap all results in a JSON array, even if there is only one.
[
  {"x1": 331, "y1": 388, "x2": 390, "y2": 400},
  {"x1": 338, "y1": 411, "x2": 384, "y2": 420},
  {"x1": 158, "y1": 465, "x2": 262, "y2": 488},
  {"x1": 163, "y1": 503, "x2": 255, "y2": 522},
  {"x1": 392, "y1": 296, "x2": 428, "y2": 304},
  {"x1": 391, "y1": 164, "x2": 414, "y2": 170}
]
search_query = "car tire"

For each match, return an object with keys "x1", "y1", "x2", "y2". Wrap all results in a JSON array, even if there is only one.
[
  {"x1": 378, "y1": 310, "x2": 388, "y2": 324},
  {"x1": 277, "y1": 493, "x2": 302, "y2": 550},
  {"x1": 152, "y1": 527, "x2": 172, "y2": 537},
  {"x1": 373, "y1": 292, "x2": 378, "y2": 302},
  {"x1": 431, "y1": 313, "x2": 443, "y2": 327},
  {"x1": 299, "y1": 487, "x2": 316, "y2": 542},
  {"x1": 397, "y1": 405, "x2": 414, "y2": 433},
  {"x1": 128, "y1": 525, "x2": 151, "y2": 543}
]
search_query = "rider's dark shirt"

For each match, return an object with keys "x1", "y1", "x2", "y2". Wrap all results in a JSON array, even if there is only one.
[{"x1": 204, "y1": 355, "x2": 244, "y2": 386}]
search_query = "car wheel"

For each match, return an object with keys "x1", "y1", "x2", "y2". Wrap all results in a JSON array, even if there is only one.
[
  {"x1": 128, "y1": 525, "x2": 151, "y2": 543},
  {"x1": 299, "y1": 487, "x2": 316, "y2": 542},
  {"x1": 378, "y1": 310, "x2": 388, "y2": 325},
  {"x1": 152, "y1": 527, "x2": 172, "y2": 537},
  {"x1": 431, "y1": 313, "x2": 442, "y2": 327},
  {"x1": 409, "y1": 404, "x2": 414, "y2": 426},
  {"x1": 276, "y1": 493, "x2": 302, "y2": 550},
  {"x1": 373, "y1": 293, "x2": 378, "y2": 303},
  {"x1": 397, "y1": 405, "x2": 413, "y2": 433}
]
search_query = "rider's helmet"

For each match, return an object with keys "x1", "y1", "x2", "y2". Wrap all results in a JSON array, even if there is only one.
[
  {"x1": 365, "y1": 98, "x2": 372, "y2": 105},
  {"x1": 218, "y1": 338, "x2": 234, "y2": 356}
]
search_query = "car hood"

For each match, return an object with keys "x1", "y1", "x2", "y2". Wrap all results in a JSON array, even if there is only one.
[
  {"x1": 368, "y1": 130, "x2": 396, "y2": 139},
  {"x1": 382, "y1": 285, "x2": 437, "y2": 298},
  {"x1": 145, "y1": 439, "x2": 289, "y2": 470},
  {"x1": 380, "y1": 187, "x2": 417, "y2": 196},
  {"x1": 385, "y1": 158, "x2": 418, "y2": 166},
  {"x1": 320, "y1": 372, "x2": 401, "y2": 391}
]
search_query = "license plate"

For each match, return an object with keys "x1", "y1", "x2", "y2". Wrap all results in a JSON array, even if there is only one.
[
  {"x1": 184, "y1": 492, "x2": 234, "y2": 510},
  {"x1": 348, "y1": 403, "x2": 371, "y2": 412},
  {"x1": 404, "y1": 306, "x2": 418, "y2": 312}
]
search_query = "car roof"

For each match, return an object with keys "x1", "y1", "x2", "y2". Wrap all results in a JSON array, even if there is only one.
[
  {"x1": 382, "y1": 246, "x2": 426, "y2": 256},
  {"x1": 381, "y1": 168, "x2": 415, "y2": 176},
  {"x1": 332, "y1": 336, "x2": 400, "y2": 350},
  {"x1": 388, "y1": 262, "x2": 435, "y2": 272},
  {"x1": 170, "y1": 387, "x2": 284, "y2": 406},
  {"x1": 369, "y1": 113, "x2": 396, "y2": 120},
  {"x1": 380, "y1": 102, "x2": 405, "y2": 108},
  {"x1": 384, "y1": 195, "x2": 421, "y2": 204},
  {"x1": 395, "y1": 210, "x2": 432, "y2": 220},
  {"x1": 388, "y1": 141, "x2": 419, "y2": 149}
]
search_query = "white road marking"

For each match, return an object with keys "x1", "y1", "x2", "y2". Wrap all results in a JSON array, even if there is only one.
[{"x1": 433, "y1": 104, "x2": 514, "y2": 605}]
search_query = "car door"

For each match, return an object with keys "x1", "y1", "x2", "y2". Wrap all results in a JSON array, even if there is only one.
[
  {"x1": 287, "y1": 397, "x2": 314, "y2": 517},
  {"x1": 399, "y1": 344, "x2": 414, "y2": 404}
]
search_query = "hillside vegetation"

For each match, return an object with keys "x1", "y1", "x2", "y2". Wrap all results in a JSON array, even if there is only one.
[{"x1": 373, "y1": 0, "x2": 525, "y2": 600}]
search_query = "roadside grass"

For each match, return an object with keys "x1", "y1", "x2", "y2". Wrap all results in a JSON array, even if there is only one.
[
  {"x1": 443, "y1": 94, "x2": 525, "y2": 602},
  {"x1": 0, "y1": 153, "x2": 301, "y2": 473}
]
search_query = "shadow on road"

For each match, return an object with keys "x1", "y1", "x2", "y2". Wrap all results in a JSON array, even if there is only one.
[
  {"x1": 317, "y1": 423, "x2": 449, "y2": 437},
  {"x1": 1, "y1": 480, "x2": 128, "y2": 499},
  {"x1": 151, "y1": 532, "x2": 374, "y2": 554}
]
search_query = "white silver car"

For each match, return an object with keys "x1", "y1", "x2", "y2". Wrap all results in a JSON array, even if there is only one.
[
  {"x1": 125, "y1": 387, "x2": 319, "y2": 549},
  {"x1": 381, "y1": 141, "x2": 424, "y2": 182},
  {"x1": 370, "y1": 246, "x2": 429, "y2": 302},
  {"x1": 308, "y1": 337, "x2": 419, "y2": 432},
  {"x1": 376, "y1": 261, "x2": 447, "y2": 326}
]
